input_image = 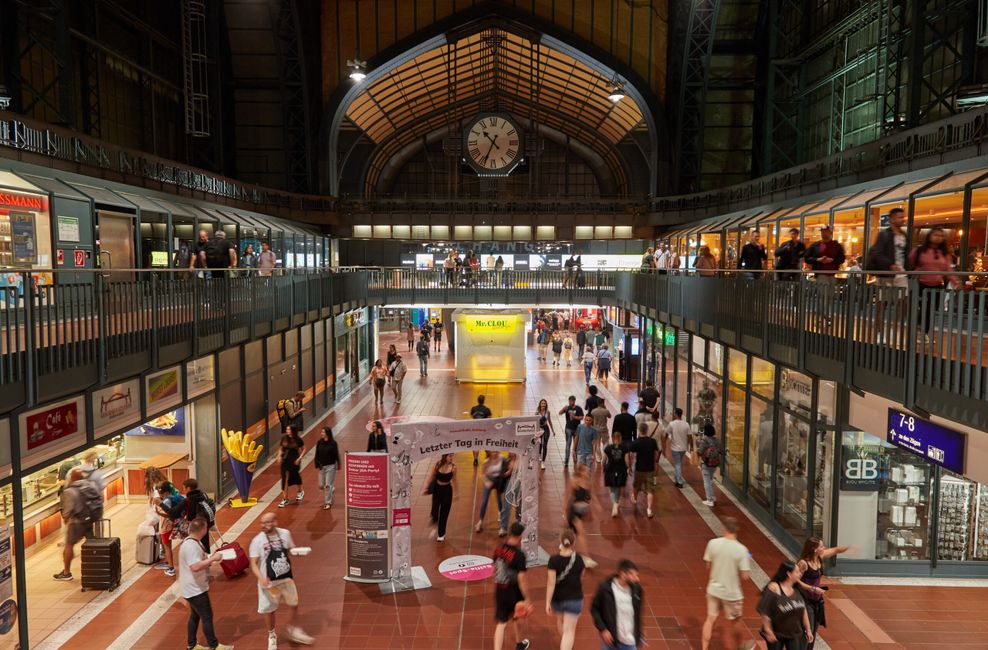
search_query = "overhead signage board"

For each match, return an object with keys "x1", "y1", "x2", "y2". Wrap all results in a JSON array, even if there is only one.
[{"x1": 887, "y1": 408, "x2": 965, "y2": 474}]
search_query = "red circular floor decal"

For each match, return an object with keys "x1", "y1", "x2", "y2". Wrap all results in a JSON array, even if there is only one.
[{"x1": 438, "y1": 555, "x2": 494, "y2": 581}]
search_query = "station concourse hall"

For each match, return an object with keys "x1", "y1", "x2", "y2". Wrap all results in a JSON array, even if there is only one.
[{"x1": 3, "y1": 1, "x2": 988, "y2": 649}]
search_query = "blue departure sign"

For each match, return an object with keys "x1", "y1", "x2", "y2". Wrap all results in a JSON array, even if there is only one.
[{"x1": 887, "y1": 408, "x2": 966, "y2": 474}]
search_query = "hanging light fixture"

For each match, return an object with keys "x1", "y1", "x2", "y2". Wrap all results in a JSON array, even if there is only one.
[
  {"x1": 606, "y1": 76, "x2": 625, "y2": 103},
  {"x1": 347, "y1": 59, "x2": 367, "y2": 82}
]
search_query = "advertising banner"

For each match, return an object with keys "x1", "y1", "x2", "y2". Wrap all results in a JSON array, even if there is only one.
[
  {"x1": 0, "y1": 526, "x2": 11, "y2": 601},
  {"x1": 24, "y1": 400, "x2": 79, "y2": 451},
  {"x1": 91, "y1": 379, "x2": 141, "y2": 437},
  {"x1": 345, "y1": 452, "x2": 390, "y2": 582},
  {"x1": 452, "y1": 309, "x2": 528, "y2": 383},
  {"x1": 145, "y1": 366, "x2": 183, "y2": 414},
  {"x1": 388, "y1": 416, "x2": 541, "y2": 582}
]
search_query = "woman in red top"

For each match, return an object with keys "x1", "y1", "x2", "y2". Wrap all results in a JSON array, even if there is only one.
[{"x1": 908, "y1": 228, "x2": 961, "y2": 332}]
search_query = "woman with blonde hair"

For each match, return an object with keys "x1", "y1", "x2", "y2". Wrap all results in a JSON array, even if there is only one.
[{"x1": 545, "y1": 529, "x2": 586, "y2": 650}]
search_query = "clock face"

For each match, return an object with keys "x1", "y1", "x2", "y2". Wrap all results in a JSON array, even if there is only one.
[{"x1": 464, "y1": 114, "x2": 522, "y2": 174}]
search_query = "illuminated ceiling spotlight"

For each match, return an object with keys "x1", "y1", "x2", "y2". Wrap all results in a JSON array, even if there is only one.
[
  {"x1": 606, "y1": 76, "x2": 626, "y2": 103},
  {"x1": 347, "y1": 59, "x2": 368, "y2": 82}
]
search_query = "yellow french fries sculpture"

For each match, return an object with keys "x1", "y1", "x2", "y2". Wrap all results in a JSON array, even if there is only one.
[{"x1": 221, "y1": 428, "x2": 263, "y2": 507}]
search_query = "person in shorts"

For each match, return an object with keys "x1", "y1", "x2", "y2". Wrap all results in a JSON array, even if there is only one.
[
  {"x1": 701, "y1": 516, "x2": 754, "y2": 650},
  {"x1": 629, "y1": 422, "x2": 660, "y2": 518},
  {"x1": 492, "y1": 522, "x2": 531, "y2": 650},
  {"x1": 249, "y1": 513, "x2": 313, "y2": 649},
  {"x1": 545, "y1": 529, "x2": 585, "y2": 650}
]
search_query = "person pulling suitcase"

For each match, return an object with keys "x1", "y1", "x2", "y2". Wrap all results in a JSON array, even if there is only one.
[{"x1": 54, "y1": 467, "x2": 104, "y2": 582}]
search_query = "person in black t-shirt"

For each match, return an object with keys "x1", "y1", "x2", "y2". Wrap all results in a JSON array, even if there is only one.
[
  {"x1": 639, "y1": 380, "x2": 660, "y2": 413},
  {"x1": 557, "y1": 396, "x2": 584, "y2": 469},
  {"x1": 492, "y1": 522, "x2": 531, "y2": 650},
  {"x1": 204, "y1": 231, "x2": 237, "y2": 278},
  {"x1": 189, "y1": 229, "x2": 211, "y2": 274},
  {"x1": 630, "y1": 422, "x2": 660, "y2": 518},
  {"x1": 612, "y1": 402, "x2": 637, "y2": 443},
  {"x1": 470, "y1": 394, "x2": 492, "y2": 466},
  {"x1": 584, "y1": 385, "x2": 602, "y2": 414},
  {"x1": 545, "y1": 529, "x2": 585, "y2": 650}
]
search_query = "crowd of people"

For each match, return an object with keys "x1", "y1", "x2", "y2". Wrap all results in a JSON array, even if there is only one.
[
  {"x1": 179, "y1": 228, "x2": 281, "y2": 277},
  {"x1": 644, "y1": 208, "x2": 967, "y2": 296},
  {"x1": 53, "y1": 324, "x2": 856, "y2": 650}
]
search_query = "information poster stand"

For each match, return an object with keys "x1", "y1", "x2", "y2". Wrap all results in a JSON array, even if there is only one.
[{"x1": 343, "y1": 452, "x2": 391, "y2": 583}]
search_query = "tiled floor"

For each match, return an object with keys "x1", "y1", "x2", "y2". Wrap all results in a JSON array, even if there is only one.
[{"x1": 48, "y1": 330, "x2": 988, "y2": 649}]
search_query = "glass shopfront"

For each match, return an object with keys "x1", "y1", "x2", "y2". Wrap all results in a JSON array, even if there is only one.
[{"x1": 334, "y1": 307, "x2": 373, "y2": 399}]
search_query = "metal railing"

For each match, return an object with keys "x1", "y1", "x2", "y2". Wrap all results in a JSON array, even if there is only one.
[
  {"x1": 617, "y1": 269, "x2": 988, "y2": 429},
  {"x1": 0, "y1": 266, "x2": 985, "y2": 430},
  {"x1": 0, "y1": 268, "x2": 342, "y2": 411}
]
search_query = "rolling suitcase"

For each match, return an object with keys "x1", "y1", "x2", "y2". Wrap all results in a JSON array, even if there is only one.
[
  {"x1": 212, "y1": 524, "x2": 249, "y2": 578},
  {"x1": 135, "y1": 533, "x2": 162, "y2": 565},
  {"x1": 81, "y1": 520, "x2": 121, "y2": 591}
]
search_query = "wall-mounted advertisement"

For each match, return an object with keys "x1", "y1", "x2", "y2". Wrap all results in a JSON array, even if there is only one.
[
  {"x1": 186, "y1": 355, "x2": 215, "y2": 399},
  {"x1": 125, "y1": 409, "x2": 185, "y2": 437},
  {"x1": 18, "y1": 395, "x2": 87, "y2": 467},
  {"x1": 145, "y1": 365, "x2": 183, "y2": 414},
  {"x1": 91, "y1": 378, "x2": 142, "y2": 438}
]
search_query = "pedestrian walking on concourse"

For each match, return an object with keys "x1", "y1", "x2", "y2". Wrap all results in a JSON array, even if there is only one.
[
  {"x1": 591, "y1": 559, "x2": 644, "y2": 650},
  {"x1": 249, "y1": 513, "x2": 314, "y2": 648},
  {"x1": 416, "y1": 334, "x2": 430, "y2": 376},
  {"x1": 545, "y1": 529, "x2": 586, "y2": 650},
  {"x1": 370, "y1": 359, "x2": 388, "y2": 404},
  {"x1": 277, "y1": 427, "x2": 305, "y2": 508},
  {"x1": 314, "y1": 427, "x2": 339, "y2": 510},
  {"x1": 178, "y1": 517, "x2": 233, "y2": 650},
  {"x1": 425, "y1": 453, "x2": 456, "y2": 542},
  {"x1": 536, "y1": 399, "x2": 555, "y2": 470}
]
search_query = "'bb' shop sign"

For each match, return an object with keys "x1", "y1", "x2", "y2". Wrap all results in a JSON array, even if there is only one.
[{"x1": 25, "y1": 402, "x2": 80, "y2": 451}]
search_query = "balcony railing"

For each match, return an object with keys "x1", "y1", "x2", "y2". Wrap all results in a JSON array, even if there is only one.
[{"x1": 1, "y1": 266, "x2": 986, "y2": 431}]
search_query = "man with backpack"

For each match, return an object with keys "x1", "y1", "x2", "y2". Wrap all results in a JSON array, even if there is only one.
[
  {"x1": 54, "y1": 468, "x2": 104, "y2": 581},
  {"x1": 183, "y1": 478, "x2": 216, "y2": 552},
  {"x1": 389, "y1": 353, "x2": 407, "y2": 404},
  {"x1": 416, "y1": 334, "x2": 430, "y2": 377},
  {"x1": 696, "y1": 424, "x2": 723, "y2": 507},
  {"x1": 279, "y1": 391, "x2": 306, "y2": 433}
]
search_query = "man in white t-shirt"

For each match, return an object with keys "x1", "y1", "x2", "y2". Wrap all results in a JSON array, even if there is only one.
[
  {"x1": 178, "y1": 518, "x2": 232, "y2": 650},
  {"x1": 664, "y1": 408, "x2": 694, "y2": 488},
  {"x1": 249, "y1": 513, "x2": 313, "y2": 649},
  {"x1": 701, "y1": 517, "x2": 753, "y2": 650}
]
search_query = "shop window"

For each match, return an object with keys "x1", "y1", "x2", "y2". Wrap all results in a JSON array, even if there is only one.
[
  {"x1": 839, "y1": 430, "x2": 930, "y2": 561},
  {"x1": 724, "y1": 384, "x2": 746, "y2": 485},
  {"x1": 676, "y1": 333, "x2": 690, "y2": 416},
  {"x1": 691, "y1": 364, "x2": 721, "y2": 434},
  {"x1": 728, "y1": 351, "x2": 748, "y2": 384},
  {"x1": 725, "y1": 229, "x2": 741, "y2": 268},
  {"x1": 911, "y1": 191, "x2": 963, "y2": 257},
  {"x1": 779, "y1": 216, "x2": 801, "y2": 242},
  {"x1": 969, "y1": 187, "x2": 988, "y2": 281},
  {"x1": 812, "y1": 430, "x2": 836, "y2": 543},
  {"x1": 938, "y1": 471, "x2": 988, "y2": 561},
  {"x1": 747, "y1": 395, "x2": 773, "y2": 508},
  {"x1": 803, "y1": 213, "x2": 830, "y2": 250},
  {"x1": 750, "y1": 357, "x2": 775, "y2": 400},
  {"x1": 691, "y1": 336, "x2": 706, "y2": 368},
  {"x1": 778, "y1": 368, "x2": 811, "y2": 418},
  {"x1": 833, "y1": 207, "x2": 865, "y2": 269},
  {"x1": 776, "y1": 411, "x2": 810, "y2": 542},
  {"x1": 817, "y1": 380, "x2": 837, "y2": 427},
  {"x1": 708, "y1": 342, "x2": 724, "y2": 377},
  {"x1": 699, "y1": 231, "x2": 723, "y2": 263}
]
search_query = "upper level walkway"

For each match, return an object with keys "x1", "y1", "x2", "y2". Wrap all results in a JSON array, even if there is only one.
[{"x1": 1, "y1": 267, "x2": 986, "y2": 432}]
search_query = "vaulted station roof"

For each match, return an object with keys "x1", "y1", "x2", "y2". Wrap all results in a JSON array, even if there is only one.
[{"x1": 343, "y1": 28, "x2": 646, "y2": 194}]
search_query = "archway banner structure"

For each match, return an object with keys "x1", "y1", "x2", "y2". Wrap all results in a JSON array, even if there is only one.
[{"x1": 387, "y1": 415, "x2": 543, "y2": 591}]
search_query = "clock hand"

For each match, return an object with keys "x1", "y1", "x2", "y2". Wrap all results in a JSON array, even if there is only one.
[{"x1": 485, "y1": 133, "x2": 500, "y2": 150}]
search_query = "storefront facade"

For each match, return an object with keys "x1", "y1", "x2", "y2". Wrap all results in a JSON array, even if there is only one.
[
  {"x1": 334, "y1": 307, "x2": 375, "y2": 398},
  {"x1": 638, "y1": 319, "x2": 988, "y2": 577}
]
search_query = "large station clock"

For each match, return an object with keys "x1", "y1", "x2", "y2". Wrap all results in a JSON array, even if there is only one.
[{"x1": 463, "y1": 113, "x2": 523, "y2": 176}]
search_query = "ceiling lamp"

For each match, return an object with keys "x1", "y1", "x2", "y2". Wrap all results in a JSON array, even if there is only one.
[
  {"x1": 347, "y1": 59, "x2": 367, "y2": 82},
  {"x1": 606, "y1": 76, "x2": 625, "y2": 103}
]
